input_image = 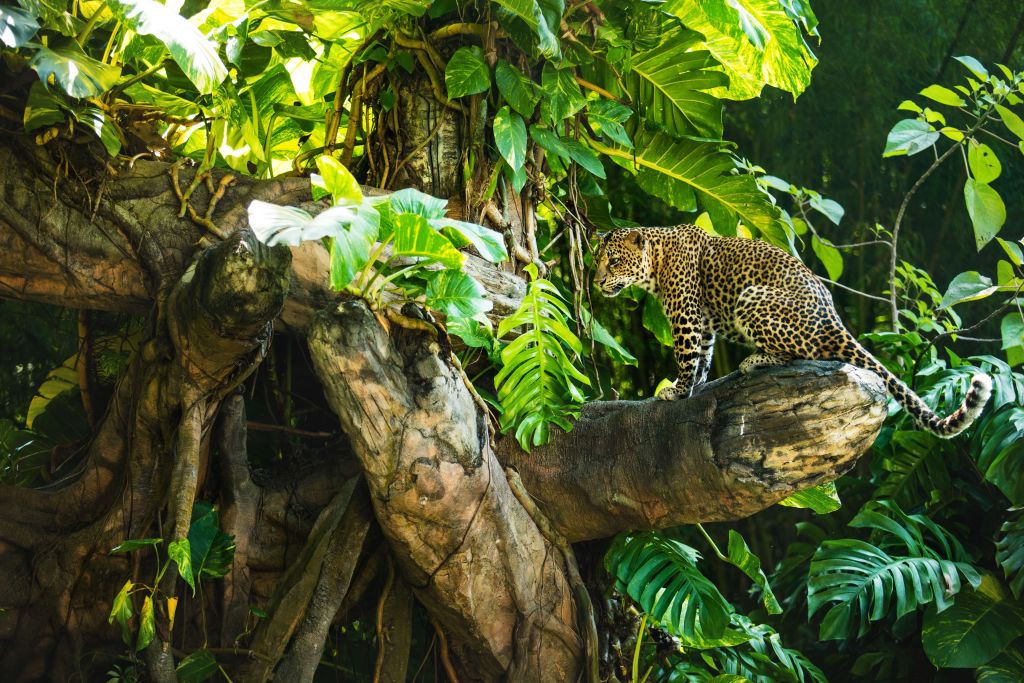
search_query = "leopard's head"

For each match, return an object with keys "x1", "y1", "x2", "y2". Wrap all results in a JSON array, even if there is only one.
[{"x1": 593, "y1": 229, "x2": 655, "y2": 296}]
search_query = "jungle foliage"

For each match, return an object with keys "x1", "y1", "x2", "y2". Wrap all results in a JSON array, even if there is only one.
[{"x1": 2, "y1": 0, "x2": 1024, "y2": 680}]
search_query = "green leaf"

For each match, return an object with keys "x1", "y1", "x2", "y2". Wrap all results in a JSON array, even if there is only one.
[
  {"x1": 964, "y1": 178, "x2": 1006, "y2": 250},
  {"x1": 23, "y1": 82, "x2": 66, "y2": 131},
  {"x1": 919, "y1": 84, "x2": 965, "y2": 107},
  {"x1": 1002, "y1": 314, "x2": 1024, "y2": 352},
  {"x1": 495, "y1": 268, "x2": 589, "y2": 450},
  {"x1": 106, "y1": 0, "x2": 227, "y2": 95},
  {"x1": 977, "y1": 643, "x2": 1024, "y2": 683},
  {"x1": 642, "y1": 294, "x2": 673, "y2": 347},
  {"x1": 665, "y1": 0, "x2": 817, "y2": 100},
  {"x1": 997, "y1": 511, "x2": 1024, "y2": 599},
  {"x1": 997, "y1": 237, "x2": 1024, "y2": 266},
  {"x1": 778, "y1": 482, "x2": 841, "y2": 514},
  {"x1": 590, "y1": 133, "x2": 784, "y2": 243},
  {"x1": 136, "y1": 595, "x2": 155, "y2": 652},
  {"x1": 627, "y1": 27, "x2": 726, "y2": 138},
  {"x1": 876, "y1": 431, "x2": 953, "y2": 509},
  {"x1": 586, "y1": 100, "x2": 633, "y2": 148},
  {"x1": 540, "y1": 63, "x2": 585, "y2": 125},
  {"x1": 580, "y1": 309, "x2": 637, "y2": 366},
  {"x1": 493, "y1": 105, "x2": 527, "y2": 173},
  {"x1": 495, "y1": 60, "x2": 539, "y2": 118},
  {"x1": 430, "y1": 217, "x2": 507, "y2": 263},
  {"x1": 811, "y1": 235, "x2": 843, "y2": 280},
  {"x1": 941, "y1": 271, "x2": 997, "y2": 308},
  {"x1": 995, "y1": 104, "x2": 1024, "y2": 141},
  {"x1": 108, "y1": 579, "x2": 134, "y2": 635},
  {"x1": 329, "y1": 209, "x2": 379, "y2": 289},
  {"x1": 882, "y1": 118, "x2": 939, "y2": 157},
  {"x1": 110, "y1": 538, "x2": 163, "y2": 554},
  {"x1": 393, "y1": 213, "x2": 464, "y2": 269},
  {"x1": 188, "y1": 502, "x2": 235, "y2": 581},
  {"x1": 808, "y1": 195, "x2": 844, "y2": 225},
  {"x1": 28, "y1": 38, "x2": 121, "y2": 98},
  {"x1": 379, "y1": 187, "x2": 448, "y2": 221},
  {"x1": 169, "y1": 538, "x2": 195, "y2": 593},
  {"x1": 425, "y1": 270, "x2": 492, "y2": 319},
  {"x1": 922, "y1": 578, "x2": 1024, "y2": 669},
  {"x1": 0, "y1": 5, "x2": 39, "y2": 47},
  {"x1": 176, "y1": 650, "x2": 219, "y2": 683},
  {"x1": 75, "y1": 105, "x2": 122, "y2": 157},
  {"x1": 529, "y1": 124, "x2": 570, "y2": 160},
  {"x1": 969, "y1": 141, "x2": 1002, "y2": 184},
  {"x1": 955, "y1": 55, "x2": 989, "y2": 80},
  {"x1": 315, "y1": 155, "x2": 362, "y2": 204},
  {"x1": 562, "y1": 138, "x2": 605, "y2": 179},
  {"x1": 725, "y1": 530, "x2": 782, "y2": 614},
  {"x1": 491, "y1": 0, "x2": 561, "y2": 59},
  {"x1": 444, "y1": 46, "x2": 490, "y2": 99},
  {"x1": 605, "y1": 532, "x2": 732, "y2": 641}
]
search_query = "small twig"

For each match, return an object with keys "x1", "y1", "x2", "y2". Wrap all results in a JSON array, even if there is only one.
[
  {"x1": 431, "y1": 617, "x2": 460, "y2": 683},
  {"x1": 831, "y1": 239, "x2": 892, "y2": 250},
  {"x1": 818, "y1": 276, "x2": 890, "y2": 303},
  {"x1": 244, "y1": 421, "x2": 334, "y2": 439},
  {"x1": 372, "y1": 557, "x2": 395, "y2": 683},
  {"x1": 505, "y1": 468, "x2": 599, "y2": 683}
]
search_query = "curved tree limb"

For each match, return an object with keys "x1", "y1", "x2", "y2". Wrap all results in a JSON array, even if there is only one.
[{"x1": 498, "y1": 362, "x2": 888, "y2": 543}]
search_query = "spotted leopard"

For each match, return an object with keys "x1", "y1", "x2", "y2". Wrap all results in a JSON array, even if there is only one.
[{"x1": 593, "y1": 225, "x2": 991, "y2": 438}]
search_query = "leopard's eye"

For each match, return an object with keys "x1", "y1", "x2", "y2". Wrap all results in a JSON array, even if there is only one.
[{"x1": 608, "y1": 257, "x2": 620, "y2": 267}]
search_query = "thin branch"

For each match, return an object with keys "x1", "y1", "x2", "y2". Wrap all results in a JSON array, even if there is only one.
[{"x1": 819, "y1": 276, "x2": 890, "y2": 303}]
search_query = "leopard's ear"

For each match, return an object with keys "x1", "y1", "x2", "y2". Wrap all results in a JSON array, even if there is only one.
[{"x1": 627, "y1": 230, "x2": 646, "y2": 249}]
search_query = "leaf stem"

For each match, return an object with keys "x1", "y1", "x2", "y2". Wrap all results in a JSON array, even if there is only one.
[{"x1": 695, "y1": 523, "x2": 728, "y2": 562}]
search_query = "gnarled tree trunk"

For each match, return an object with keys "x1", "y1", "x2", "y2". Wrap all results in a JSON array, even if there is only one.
[{"x1": 0, "y1": 124, "x2": 887, "y2": 681}]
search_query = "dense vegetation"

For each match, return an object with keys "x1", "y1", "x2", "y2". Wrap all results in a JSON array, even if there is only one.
[{"x1": 1, "y1": 0, "x2": 1022, "y2": 680}]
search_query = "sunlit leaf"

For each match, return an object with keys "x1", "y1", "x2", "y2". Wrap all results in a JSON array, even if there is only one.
[
  {"x1": 169, "y1": 538, "x2": 195, "y2": 593},
  {"x1": 106, "y1": 0, "x2": 227, "y2": 95},
  {"x1": 919, "y1": 84, "x2": 964, "y2": 107},
  {"x1": 444, "y1": 45, "x2": 490, "y2": 98},
  {"x1": 136, "y1": 595, "x2": 155, "y2": 652},
  {"x1": 964, "y1": 178, "x2": 1005, "y2": 250},
  {"x1": 882, "y1": 119, "x2": 939, "y2": 157},
  {"x1": 425, "y1": 269, "x2": 492, "y2": 319},
  {"x1": 941, "y1": 271, "x2": 997, "y2": 308},
  {"x1": 0, "y1": 5, "x2": 39, "y2": 47},
  {"x1": 493, "y1": 105, "x2": 527, "y2": 173},
  {"x1": 28, "y1": 38, "x2": 121, "y2": 98},
  {"x1": 968, "y1": 141, "x2": 1002, "y2": 184},
  {"x1": 778, "y1": 482, "x2": 841, "y2": 514}
]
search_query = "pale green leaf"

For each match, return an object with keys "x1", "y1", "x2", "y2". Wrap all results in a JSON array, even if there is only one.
[
  {"x1": 315, "y1": 155, "x2": 362, "y2": 204},
  {"x1": 811, "y1": 235, "x2": 843, "y2": 280},
  {"x1": 968, "y1": 141, "x2": 1002, "y2": 184},
  {"x1": 964, "y1": 178, "x2": 1005, "y2": 250},
  {"x1": 540, "y1": 63, "x2": 585, "y2": 125},
  {"x1": 106, "y1": 0, "x2": 227, "y2": 94},
  {"x1": 919, "y1": 84, "x2": 965, "y2": 107},
  {"x1": 495, "y1": 60, "x2": 539, "y2": 117},
  {"x1": 493, "y1": 105, "x2": 527, "y2": 173},
  {"x1": 940, "y1": 271, "x2": 997, "y2": 308},
  {"x1": 995, "y1": 104, "x2": 1024, "y2": 141},
  {"x1": 444, "y1": 46, "x2": 490, "y2": 99},
  {"x1": 725, "y1": 529, "x2": 782, "y2": 614},
  {"x1": 169, "y1": 538, "x2": 195, "y2": 593},
  {"x1": 955, "y1": 55, "x2": 989, "y2": 80},
  {"x1": 28, "y1": 39, "x2": 121, "y2": 98},
  {"x1": 75, "y1": 105, "x2": 122, "y2": 157},
  {"x1": 1002, "y1": 314, "x2": 1024, "y2": 351},
  {"x1": 136, "y1": 595, "x2": 155, "y2": 652},
  {"x1": 393, "y1": 213, "x2": 464, "y2": 269},
  {"x1": 664, "y1": 0, "x2": 817, "y2": 100},
  {"x1": 425, "y1": 270, "x2": 492, "y2": 319},
  {"x1": 778, "y1": 482, "x2": 841, "y2": 514},
  {"x1": 882, "y1": 118, "x2": 939, "y2": 157}
]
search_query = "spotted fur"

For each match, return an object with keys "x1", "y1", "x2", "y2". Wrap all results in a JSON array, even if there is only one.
[{"x1": 594, "y1": 226, "x2": 991, "y2": 438}]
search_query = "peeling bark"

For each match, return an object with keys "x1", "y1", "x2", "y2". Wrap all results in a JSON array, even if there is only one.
[{"x1": 308, "y1": 301, "x2": 582, "y2": 681}]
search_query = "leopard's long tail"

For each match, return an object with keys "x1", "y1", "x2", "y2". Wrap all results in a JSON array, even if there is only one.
[{"x1": 838, "y1": 341, "x2": 991, "y2": 438}]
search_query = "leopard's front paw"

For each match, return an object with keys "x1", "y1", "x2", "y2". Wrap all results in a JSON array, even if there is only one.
[{"x1": 656, "y1": 384, "x2": 689, "y2": 401}]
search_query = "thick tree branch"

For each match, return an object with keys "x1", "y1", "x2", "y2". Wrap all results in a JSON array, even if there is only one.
[{"x1": 498, "y1": 362, "x2": 888, "y2": 542}]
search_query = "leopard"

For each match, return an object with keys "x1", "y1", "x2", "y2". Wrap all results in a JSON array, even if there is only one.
[{"x1": 593, "y1": 225, "x2": 991, "y2": 438}]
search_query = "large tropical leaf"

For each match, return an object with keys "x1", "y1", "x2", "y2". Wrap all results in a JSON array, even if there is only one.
[
  {"x1": 778, "y1": 482, "x2": 841, "y2": 513},
  {"x1": 626, "y1": 27, "x2": 728, "y2": 138},
  {"x1": 921, "y1": 576, "x2": 1024, "y2": 669},
  {"x1": 875, "y1": 431, "x2": 954, "y2": 509},
  {"x1": 589, "y1": 132, "x2": 786, "y2": 244},
  {"x1": 808, "y1": 501, "x2": 983, "y2": 640},
  {"x1": 664, "y1": 0, "x2": 817, "y2": 100},
  {"x1": 605, "y1": 531, "x2": 732, "y2": 641},
  {"x1": 106, "y1": 0, "x2": 227, "y2": 95},
  {"x1": 0, "y1": 5, "x2": 39, "y2": 47},
  {"x1": 997, "y1": 509, "x2": 1024, "y2": 599},
  {"x1": 495, "y1": 266, "x2": 589, "y2": 450}
]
